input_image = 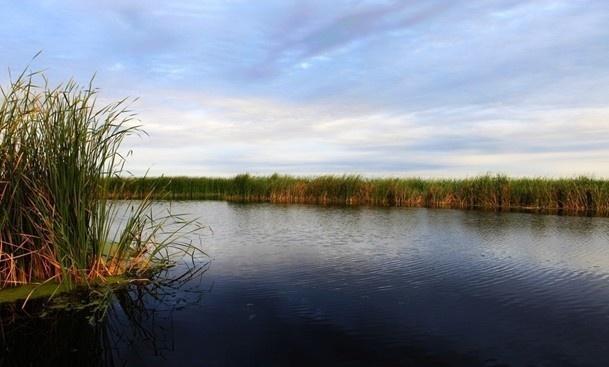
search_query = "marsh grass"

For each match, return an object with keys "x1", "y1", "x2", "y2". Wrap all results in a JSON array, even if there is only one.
[
  {"x1": 0, "y1": 68, "x2": 203, "y2": 290},
  {"x1": 110, "y1": 174, "x2": 609, "y2": 216}
]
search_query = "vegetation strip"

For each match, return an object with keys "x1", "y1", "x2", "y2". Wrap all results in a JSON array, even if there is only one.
[
  {"x1": 0, "y1": 276, "x2": 127, "y2": 304},
  {"x1": 109, "y1": 174, "x2": 609, "y2": 216}
]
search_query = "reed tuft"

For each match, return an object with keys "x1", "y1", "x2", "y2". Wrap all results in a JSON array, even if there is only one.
[{"x1": 0, "y1": 68, "x2": 201, "y2": 290}]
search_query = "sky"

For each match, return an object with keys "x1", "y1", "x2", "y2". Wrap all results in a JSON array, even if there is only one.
[{"x1": 1, "y1": 0, "x2": 609, "y2": 177}]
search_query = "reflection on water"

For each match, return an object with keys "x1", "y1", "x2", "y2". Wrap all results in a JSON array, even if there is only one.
[
  {"x1": 3, "y1": 202, "x2": 609, "y2": 366},
  {"x1": 0, "y1": 265, "x2": 208, "y2": 367}
]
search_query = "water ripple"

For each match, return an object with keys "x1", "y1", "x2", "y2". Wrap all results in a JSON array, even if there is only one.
[{"x1": 123, "y1": 202, "x2": 609, "y2": 366}]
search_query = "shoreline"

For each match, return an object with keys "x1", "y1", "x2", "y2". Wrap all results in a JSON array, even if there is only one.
[{"x1": 107, "y1": 174, "x2": 609, "y2": 217}]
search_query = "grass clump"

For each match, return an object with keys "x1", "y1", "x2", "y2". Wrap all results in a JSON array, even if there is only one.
[{"x1": 0, "y1": 67, "x2": 201, "y2": 291}]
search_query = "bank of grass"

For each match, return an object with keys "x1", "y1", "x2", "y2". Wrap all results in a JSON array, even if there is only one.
[
  {"x1": 0, "y1": 67, "x2": 201, "y2": 293},
  {"x1": 109, "y1": 174, "x2": 609, "y2": 215}
]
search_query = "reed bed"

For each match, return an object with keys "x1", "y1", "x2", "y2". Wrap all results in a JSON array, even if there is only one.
[
  {"x1": 0, "y1": 69, "x2": 200, "y2": 290},
  {"x1": 109, "y1": 174, "x2": 609, "y2": 216}
]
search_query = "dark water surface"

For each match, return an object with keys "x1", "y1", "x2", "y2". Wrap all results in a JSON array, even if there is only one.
[{"x1": 3, "y1": 201, "x2": 609, "y2": 366}]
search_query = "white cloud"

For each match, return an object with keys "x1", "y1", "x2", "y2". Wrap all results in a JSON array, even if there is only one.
[{"x1": 118, "y1": 88, "x2": 609, "y2": 177}]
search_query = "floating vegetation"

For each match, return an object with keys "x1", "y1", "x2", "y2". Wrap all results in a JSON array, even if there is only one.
[
  {"x1": 0, "y1": 66, "x2": 204, "y2": 293},
  {"x1": 109, "y1": 174, "x2": 609, "y2": 216}
]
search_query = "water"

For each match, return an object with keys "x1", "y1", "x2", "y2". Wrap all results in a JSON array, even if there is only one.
[{"x1": 3, "y1": 201, "x2": 609, "y2": 366}]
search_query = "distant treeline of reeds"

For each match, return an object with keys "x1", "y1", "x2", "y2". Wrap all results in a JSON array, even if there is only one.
[{"x1": 108, "y1": 174, "x2": 609, "y2": 216}]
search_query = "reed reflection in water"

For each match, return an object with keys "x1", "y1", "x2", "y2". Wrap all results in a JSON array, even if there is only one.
[{"x1": 0, "y1": 263, "x2": 209, "y2": 367}]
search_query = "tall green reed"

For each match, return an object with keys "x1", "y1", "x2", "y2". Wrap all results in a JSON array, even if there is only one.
[{"x1": 0, "y1": 68, "x2": 201, "y2": 289}]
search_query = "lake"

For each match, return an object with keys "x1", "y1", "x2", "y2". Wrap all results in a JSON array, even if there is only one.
[{"x1": 3, "y1": 201, "x2": 609, "y2": 366}]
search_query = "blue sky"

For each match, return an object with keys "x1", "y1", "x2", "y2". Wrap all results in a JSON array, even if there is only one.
[{"x1": 1, "y1": 0, "x2": 609, "y2": 177}]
